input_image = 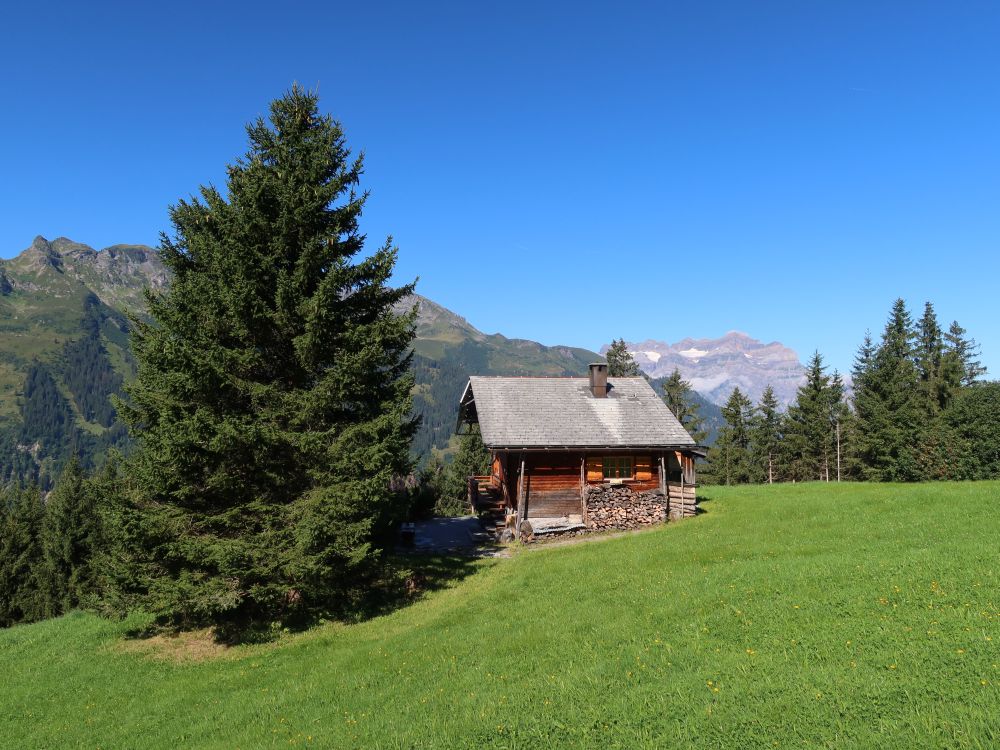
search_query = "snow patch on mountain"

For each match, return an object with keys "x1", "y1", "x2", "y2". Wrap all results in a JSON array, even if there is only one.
[{"x1": 678, "y1": 348, "x2": 707, "y2": 359}]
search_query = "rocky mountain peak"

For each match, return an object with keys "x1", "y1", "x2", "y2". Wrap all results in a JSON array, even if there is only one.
[
  {"x1": 4, "y1": 236, "x2": 168, "y2": 312},
  {"x1": 605, "y1": 332, "x2": 806, "y2": 406},
  {"x1": 395, "y1": 293, "x2": 486, "y2": 342},
  {"x1": 23, "y1": 235, "x2": 64, "y2": 271}
]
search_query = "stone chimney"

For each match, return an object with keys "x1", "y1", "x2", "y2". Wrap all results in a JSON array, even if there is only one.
[{"x1": 589, "y1": 363, "x2": 608, "y2": 398}]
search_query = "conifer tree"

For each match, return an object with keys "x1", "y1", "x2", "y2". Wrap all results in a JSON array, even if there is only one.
[
  {"x1": 711, "y1": 387, "x2": 754, "y2": 485},
  {"x1": 410, "y1": 455, "x2": 446, "y2": 519},
  {"x1": 749, "y1": 385, "x2": 783, "y2": 483},
  {"x1": 662, "y1": 368, "x2": 707, "y2": 442},
  {"x1": 605, "y1": 339, "x2": 640, "y2": 377},
  {"x1": 39, "y1": 456, "x2": 102, "y2": 615},
  {"x1": 943, "y1": 320, "x2": 986, "y2": 388},
  {"x1": 117, "y1": 88, "x2": 418, "y2": 640},
  {"x1": 828, "y1": 370, "x2": 850, "y2": 481},
  {"x1": 90, "y1": 451, "x2": 151, "y2": 617},
  {"x1": 915, "y1": 301, "x2": 946, "y2": 413},
  {"x1": 851, "y1": 299, "x2": 922, "y2": 481},
  {"x1": 852, "y1": 330, "x2": 876, "y2": 389},
  {"x1": 784, "y1": 351, "x2": 839, "y2": 481},
  {"x1": 850, "y1": 330, "x2": 878, "y2": 475},
  {"x1": 0, "y1": 486, "x2": 46, "y2": 627},
  {"x1": 438, "y1": 426, "x2": 491, "y2": 516},
  {"x1": 943, "y1": 382, "x2": 1000, "y2": 480},
  {"x1": 911, "y1": 303, "x2": 962, "y2": 478}
]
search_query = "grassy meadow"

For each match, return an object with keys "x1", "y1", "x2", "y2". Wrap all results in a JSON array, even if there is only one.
[{"x1": 2, "y1": 482, "x2": 999, "y2": 749}]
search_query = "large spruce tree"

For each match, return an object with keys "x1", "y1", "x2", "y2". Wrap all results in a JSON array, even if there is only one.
[{"x1": 118, "y1": 88, "x2": 418, "y2": 640}]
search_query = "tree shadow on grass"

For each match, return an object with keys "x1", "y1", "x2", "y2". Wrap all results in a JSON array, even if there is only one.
[
  {"x1": 341, "y1": 551, "x2": 493, "y2": 625},
  {"x1": 119, "y1": 552, "x2": 492, "y2": 649}
]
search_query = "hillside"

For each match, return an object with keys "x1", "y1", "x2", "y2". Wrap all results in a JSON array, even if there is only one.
[
  {"x1": 2, "y1": 482, "x2": 998, "y2": 748},
  {"x1": 0, "y1": 241, "x2": 613, "y2": 480},
  {"x1": 0, "y1": 237, "x2": 166, "y2": 486},
  {"x1": 400, "y1": 294, "x2": 612, "y2": 457},
  {"x1": 0, "y1": 238, "x2": 731, "y2": 484},
  {"x1": 612, "y1": 332, "x2": 807, "y2": 405}
]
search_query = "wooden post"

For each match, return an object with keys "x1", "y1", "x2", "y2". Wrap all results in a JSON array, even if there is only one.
[
  {"x1": 659, "y1": 454, "x2": 667, "y2": 520},
  {"x1": 580, "y1": 455, "x2": 588, "y2": 525},
  {"x1": 515, "y1": 455, "x2": 526, "y2": 539},
  {"x1": 678, "y1": 453, "x2": 686, "y2": 518}
]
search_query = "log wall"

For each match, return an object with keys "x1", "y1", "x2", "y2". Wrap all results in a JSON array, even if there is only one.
[
  {"x1": 493, "y1": 450, "x2": 699, "y2": 521},
  {"x1": 524, "y1": 451, "x2": 584, "y2": 518},
  {"x1": 582, "y1": 453, "x2": 663, "y2": 492},
  {"x1": 666, "y1": 481, "x2": 697, "y2": 518}
]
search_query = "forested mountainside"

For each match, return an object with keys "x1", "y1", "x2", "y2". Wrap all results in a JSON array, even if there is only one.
[
  {"x1": 0, "y1": 237, "x2": 725, "y2": 486},
  {"x1": 0, "y1": 237, "x2": 166, "y2": 487}
]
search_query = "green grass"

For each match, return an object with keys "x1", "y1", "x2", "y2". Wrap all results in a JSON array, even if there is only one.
[{"x1": 3, "y1": 482, "x2": 1000, "y2": 749}]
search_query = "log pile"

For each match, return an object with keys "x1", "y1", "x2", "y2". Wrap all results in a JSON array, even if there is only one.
[
  {"x1": 586, "y1": 486, "x2": 667, "y2": 531},
  {"x1": 666, "y1": 482, "x2": 698, "y2": 519}
]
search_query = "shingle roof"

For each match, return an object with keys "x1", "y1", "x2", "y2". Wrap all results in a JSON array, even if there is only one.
[{"x1": 460, "y1": 376, "x2": 697, "y2": 449}]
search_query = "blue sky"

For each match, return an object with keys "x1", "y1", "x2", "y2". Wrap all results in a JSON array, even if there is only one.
[{"x1": 2, "y1": 1, "x2": 997, "y2": 375}]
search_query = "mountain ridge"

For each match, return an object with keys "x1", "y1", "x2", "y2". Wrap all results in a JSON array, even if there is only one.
[
  {"x1": 608, "y1": 331, "x2": 807, "y2": 406},
  {"x1": 0, "y1": 235, "x2": 783, "y2": 482}
]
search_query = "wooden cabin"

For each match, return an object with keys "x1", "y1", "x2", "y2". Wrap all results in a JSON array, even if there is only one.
[{"x1": 457, "y1": 363, "x2": 704, "y2": 537}]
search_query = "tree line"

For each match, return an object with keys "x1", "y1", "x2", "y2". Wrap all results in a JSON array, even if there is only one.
[
  {"x1": 680, "y1": 299, "x2": 995, "y2": 484},
  {"x1": 0, "y1": 457, "x2": 104, "y2": 627}
]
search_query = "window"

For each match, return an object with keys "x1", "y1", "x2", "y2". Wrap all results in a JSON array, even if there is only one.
[{"x1": 602, "y1": 456, "x2": 633, "y2": 479}]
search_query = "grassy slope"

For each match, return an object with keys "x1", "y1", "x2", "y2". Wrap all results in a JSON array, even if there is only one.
[{"x1": 3, "y1": 482, "x2": 1000, "y2": 749}]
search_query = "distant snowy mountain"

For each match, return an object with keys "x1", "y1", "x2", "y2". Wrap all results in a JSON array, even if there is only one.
[{"x1": 604, "y1": 332, "x2": 807, "y2": 406}]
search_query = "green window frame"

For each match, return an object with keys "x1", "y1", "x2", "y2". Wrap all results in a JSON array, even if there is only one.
[{"x1": 602, "y1": 456, "x2": 634, "y2": 479}]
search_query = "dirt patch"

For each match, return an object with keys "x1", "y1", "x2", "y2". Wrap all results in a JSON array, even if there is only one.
[{"x1": 113, "y1": 628, "x2": 241, "y2": 664}]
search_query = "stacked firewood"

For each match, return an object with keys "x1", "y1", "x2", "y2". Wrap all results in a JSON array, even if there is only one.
[{"x1": 586, "y1": 486, "x2": 667, "y2": 531}]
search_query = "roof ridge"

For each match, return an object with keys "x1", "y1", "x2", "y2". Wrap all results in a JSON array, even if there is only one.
[
  {"x1": 468, "y1": 375, "x2": 648, "y2": 379},
  {"x1": 462, "y1": 375, "x2": 695, "y2": 449}
]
